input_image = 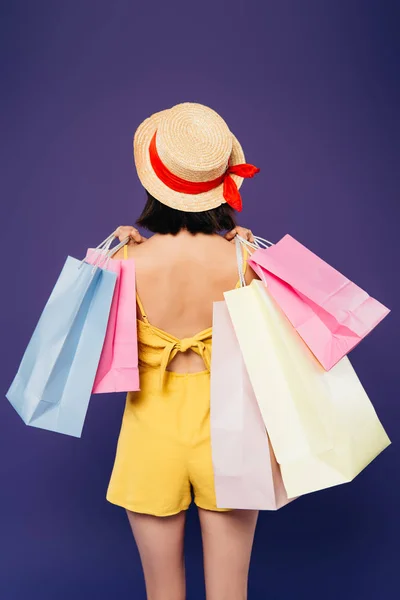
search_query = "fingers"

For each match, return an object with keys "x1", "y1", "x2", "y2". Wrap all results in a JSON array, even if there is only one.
[
  {"x1": 130, "y1": 228, "x2": 144, "y2": 244},
  {"x1": 245, "y1": 228, "x2": 255, "y2": 243},
  {"x1": 224, "y1": 229, "x2": 237, "y2": 241},
  {"x1": 236, "y1": 226, "x2": 254, "y2": 243},
  {"x1": 225, "y1": 226, "x2": 254, "y2": 243},
  {"x1": 114, "y1": 226, "x2": 145, "y2": 245}
]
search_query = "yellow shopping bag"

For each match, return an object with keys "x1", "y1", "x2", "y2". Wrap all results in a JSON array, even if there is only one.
[{"x1": 224, "y1": 280, "x2": 391, "y2": 498}]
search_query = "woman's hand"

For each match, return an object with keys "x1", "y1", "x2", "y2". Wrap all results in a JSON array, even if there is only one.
[
  {"x1": 114, "y1": 226, "x2": 147, "y2": 245},
  {"x1": 224, "y1": 226, "x2": 255, "y2": 243}
]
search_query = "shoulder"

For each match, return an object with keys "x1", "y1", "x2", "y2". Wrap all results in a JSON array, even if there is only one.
[
  {"x1": 110, "y1": 246, "x2": 126, "y2": 260},
  {"x1": 110, "y1": 241, "x2": 148, "y2": 261}
]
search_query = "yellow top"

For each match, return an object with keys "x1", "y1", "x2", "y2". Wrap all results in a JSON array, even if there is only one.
[{"x1": 123, "y1": 242, "x2": 247, "y2": 389}]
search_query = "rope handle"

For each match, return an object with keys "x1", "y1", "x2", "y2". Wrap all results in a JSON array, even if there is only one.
[
  {"x1": 234, "y1": 233, "x2": 274, "y2": 288},
  {"x1": 235, "y1": 236, "x2": 246, "y2": 288},
  {"x1": 254, "y1": 235, "x2": 274, "y2": 248},
  {"x1": 78, "y1": 232, "x2": 131, "y2": 273},
  {"x1": 235, "y1": 234, "x2": 274, "y2": 253}
]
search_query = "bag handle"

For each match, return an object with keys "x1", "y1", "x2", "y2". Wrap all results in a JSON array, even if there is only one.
[
  {"x1": 234, "y1": 233, "x2": 275, "y2": 288},
  {"x1": 235, "y1": 236, "x2": 246, "y2": 288},
  {"x1": 101, "y1": 236, "x2": 131, "y2": 268},
  {"x1": 254, "y1": 235, "x2": 274, "y2": 248},
  {"x1": 78, "y1": 232, "x2": 131, "y2": 272},
  {"x1": 236, "y1": 234, "x2": 274, "y2": 253},
  {"x1": 96, "y1": 232, "x2": 117, "y2": 251}
]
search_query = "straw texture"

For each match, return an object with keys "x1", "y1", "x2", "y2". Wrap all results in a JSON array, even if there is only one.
[{"x1": 133, "y1": 102, "x2": 246, "y2": 212}]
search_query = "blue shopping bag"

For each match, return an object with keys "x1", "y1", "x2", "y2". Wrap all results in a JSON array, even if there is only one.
[{"x1": 6, "y1": 233, "x2": 127, "y2": 437}]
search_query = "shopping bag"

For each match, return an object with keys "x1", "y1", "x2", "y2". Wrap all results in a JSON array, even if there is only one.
[
  {"x1": 224, "y1": 279, "x2": 391, "y2": 498},
  {"x1": 6, "y1": 234, "x2": 122, "y2": 437},
  {"x1": 210, "y1": 300, "x2": 294, "y2": 510},
  {"x1": 247, "y1": 234, "x2": 390, "y2": 370},
  {"x1": 86, "y1": 246, "x2": 139, "y2": 393}
]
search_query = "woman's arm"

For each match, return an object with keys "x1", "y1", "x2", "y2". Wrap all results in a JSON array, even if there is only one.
[{"x1": 113, "y1": 225, "x2": 255, "y2": 246}]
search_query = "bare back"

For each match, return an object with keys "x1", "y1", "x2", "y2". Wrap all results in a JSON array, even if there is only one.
[{"x1": 113, "y1": 230, "x2": 258, "y2": 372}]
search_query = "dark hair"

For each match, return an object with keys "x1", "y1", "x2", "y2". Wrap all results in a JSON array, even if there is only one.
[{"x1": 136, "y1": 190, "x2": 237, "y2": 235}]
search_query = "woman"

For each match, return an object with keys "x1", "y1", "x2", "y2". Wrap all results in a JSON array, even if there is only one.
[{"x1": 107, "y1": 102, "x2": 261, "y2": 600}]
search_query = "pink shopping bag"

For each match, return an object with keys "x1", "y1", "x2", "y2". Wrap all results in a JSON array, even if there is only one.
[
  {"x1": 86, "y1": 247, "x2": 140, "y2": 393},
  {"x1": 210, "y1": 300, "x2": 294, "y2": 510},
  {"x1": 247, "y1": 234, "x2": 390, "y2": 370}
]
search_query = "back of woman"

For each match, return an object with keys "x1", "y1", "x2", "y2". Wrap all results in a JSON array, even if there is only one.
[
  {"x1": 106, "y1": 102, "x2": 261, "y2": 600},
  {"x1": 122, "y1": 230, "x2": 255, "y2": 373}
]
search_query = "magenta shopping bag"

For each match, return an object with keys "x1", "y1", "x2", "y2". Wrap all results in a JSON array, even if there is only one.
[
  {"x1": 86, "y1": 246, "x2": 139, "y2": 393},
  {"x1": 247, "y1": 234, "x2": 390, "y2": 370},
  {"x1": 210, "y1": 300, "x2": 294, "y2": 510}
]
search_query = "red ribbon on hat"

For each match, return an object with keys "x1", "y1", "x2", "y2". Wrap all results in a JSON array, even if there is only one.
[{"x1": 148, "y1": 131, "x2": 259, "y2": 211}]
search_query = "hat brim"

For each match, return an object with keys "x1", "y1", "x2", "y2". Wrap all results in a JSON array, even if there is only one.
[{"x1": 133, "y1": 108, "x2": 246, "y2": 212}]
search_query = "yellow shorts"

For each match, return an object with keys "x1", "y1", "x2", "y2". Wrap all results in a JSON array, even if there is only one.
[{"x1": 106, "y1": 366, "x2": 231, "y2": 517}]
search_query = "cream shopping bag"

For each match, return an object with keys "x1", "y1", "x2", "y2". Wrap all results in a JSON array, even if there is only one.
[{"x1": 224, "y1": 280, "x2": 391, "y2": 498}]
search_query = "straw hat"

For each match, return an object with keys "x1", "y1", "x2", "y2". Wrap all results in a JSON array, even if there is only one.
[{"x1": 133, "y1": 102, "x2": 259, "y2": 213}]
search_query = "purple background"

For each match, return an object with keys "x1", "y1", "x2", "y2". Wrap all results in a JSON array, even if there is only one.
[{"x1": 1, "y1": 1, "x2": 399, "y2": 599}]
